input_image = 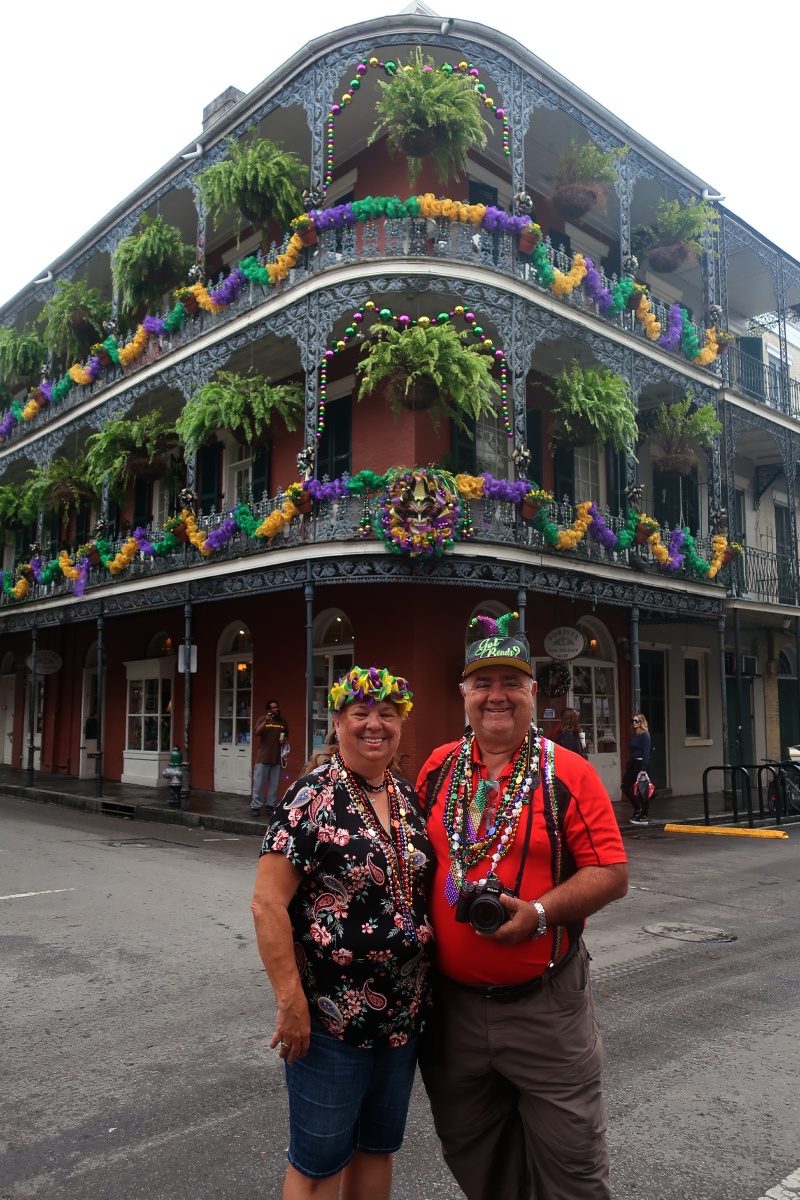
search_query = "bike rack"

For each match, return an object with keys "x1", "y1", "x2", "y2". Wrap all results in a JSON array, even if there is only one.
[{"x1": 702, "y1": 765, "x2": 753, "y2": 826}]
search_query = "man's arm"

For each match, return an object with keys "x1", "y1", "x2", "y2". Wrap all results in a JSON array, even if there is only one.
[{"x1": 485, "y1": 862, "x2": 628, "y2": 945}]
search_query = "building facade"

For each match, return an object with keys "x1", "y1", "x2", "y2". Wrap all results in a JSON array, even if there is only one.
[{"x1": 1, "y1": 9, "x2": 799, "y2": 803}]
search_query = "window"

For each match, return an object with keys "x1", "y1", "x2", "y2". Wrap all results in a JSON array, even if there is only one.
[
  {"x1": 684, "y1": 653, "x2": 708, "y2": 739},
  {"x1": 252, "y1": 445, "x2": 269, "y2": 501},
  {"x1": 226, "y1": 443, "x2": 252, "y2": 506},
  {"x1": 317, "y1": 395, "x2": 352, "y2": 480},
  {"x1": 152, "y1": 479, "x2": 172, "y2": 529},
  {"x1": 127, "y1": 675, "x2": 172, "y2": 752},
  {"x1": 652, "y1": 467, "x2": 699, "y2": 533},
  {"x1": 475, "y1": 410, "x2": 511, "y2": 479},
  {"x1": 132, "y1": 477, "x2": 152, "y2": 530},
  {"x1": 312, "y1": 610, "x2": 354, "y2": 748},
  {"x1": 198, "y1": 443, "x2": 223, "y2": 512},
  {"x1": 574, "y1": 444, "x2": 601, "y2": 506}
]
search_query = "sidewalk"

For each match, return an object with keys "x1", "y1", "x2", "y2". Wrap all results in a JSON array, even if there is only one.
[{"x1": 0, "y1": 764, "x2": 746, "y2": 838}]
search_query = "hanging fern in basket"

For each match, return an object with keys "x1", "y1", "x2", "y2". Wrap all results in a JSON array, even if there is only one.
[
  {"x1": 176, "y1": 371, "x2": 304, "y2": 456},
  {"x1": 196, "y1": 133, "x2": 307, "y2": 235},
  {"x1": 112, "y1": 214, "x2": 195, "y2": 315}
]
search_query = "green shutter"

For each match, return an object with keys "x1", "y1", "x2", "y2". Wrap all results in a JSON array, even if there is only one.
[
  {"x1": 252, "y1": 445, "x2": 269, "y2": 502},
  {"x1": 554, "y1": 447, "x2": 575, "y2": 502}
]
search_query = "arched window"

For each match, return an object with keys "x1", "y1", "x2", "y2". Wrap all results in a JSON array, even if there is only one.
[
  {"x1": 215, "y1": 622, "x2": 254, "y2": 794},
  {"x1": 779, "y1": 646, "x2": 797, "y2": 678},
  {"x1": 146, "y1": 631, "x2": 175, "y2": 658}
]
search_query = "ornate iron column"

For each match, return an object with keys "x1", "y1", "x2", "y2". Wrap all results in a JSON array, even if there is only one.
[
  {"x1": 629, "y1": 604, "x2": 640, "y2": 714},
  {"x1": 717, "y1": 613, "x2": 729, "y2": 782},
  {"x1": 26, "y1": 627, "x2": 37, "y2": 788},
  {"x1": 182, "y1": 599, "x2": 192, "y2": 808},
  {"x1": 94, "y1": 608, "x2": 104, "y2": 798},
  {"x1": 305, "y1": 565, "x2": 315, "y2": 763}
]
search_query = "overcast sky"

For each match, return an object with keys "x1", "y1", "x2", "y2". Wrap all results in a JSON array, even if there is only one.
[{"x1": 2, "y1": 0, "x2": 794, "y2": 311}]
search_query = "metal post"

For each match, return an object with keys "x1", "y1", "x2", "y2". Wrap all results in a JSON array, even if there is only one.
[
  {"x1": 181, "y1": 601, "x2": 192, "y2": 809},
  {"x1": 516, "y1": 572, "x2": 526, "y2": 638},
  {"x1": 717, "y1": 613, "x2": 730, "y2": 792},
  {"x1": 305, "y1": 565, "x2": 315, "y2": 764},
  {"x1": 26, "y1": 627, "x2": 37, "y2": 788},
  {"x1": 94, "y1": 610, "x2": 104, "y2": 798},
  {"x1": 630, "y1": 605, "x2": 640, "y2": 714},
  {"x1": 795, "y1": 615, "x2": 800, "y2": 754}
]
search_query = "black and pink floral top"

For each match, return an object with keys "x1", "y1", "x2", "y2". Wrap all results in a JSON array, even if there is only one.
[{"x1": 260, "y1": 758, "x2": 434, "y2": 1049}]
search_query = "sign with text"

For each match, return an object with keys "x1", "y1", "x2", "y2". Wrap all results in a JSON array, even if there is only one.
[
  {"x1": 543, "y1": 627, "x2": 585, "y2": 661},
  {"x1": 26, "y1": 650, "x2": 63, "y2": 675},
  {"x1": 177, "y1": 643, "x2": 197, "y2": 674}
]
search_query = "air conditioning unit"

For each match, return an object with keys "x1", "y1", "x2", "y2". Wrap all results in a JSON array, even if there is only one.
[{"x1": 724, "y1": 653, "x2": 760, "y2": 676}]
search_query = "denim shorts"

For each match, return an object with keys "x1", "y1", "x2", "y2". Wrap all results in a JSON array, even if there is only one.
[{"x1": 284, "y1": 1019, "x2": 418, "y2": 1179}]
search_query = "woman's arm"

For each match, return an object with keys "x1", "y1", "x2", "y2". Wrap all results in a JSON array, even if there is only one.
[{"x1": 251, "y1": 853, "x2": 309, "y2": 1063}]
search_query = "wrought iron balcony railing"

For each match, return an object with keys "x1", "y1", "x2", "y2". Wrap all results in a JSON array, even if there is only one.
[
  {"x1": 727, "y1": 545, "x2": 797, "y2": 606},
  {"x1": 1, "y1": 493, "x2": 741, "y2": 610},
  {"x1": 0, "y1": 219, "x2": 717, "y2": 451},
  {"x1": 722, "y1": 346, "x2": 800, "y2": 418}
]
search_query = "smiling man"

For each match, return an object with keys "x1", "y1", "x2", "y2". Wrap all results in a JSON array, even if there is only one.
[{"x1": 416, "y1": 612, "x2": 628, "y2": 1200}]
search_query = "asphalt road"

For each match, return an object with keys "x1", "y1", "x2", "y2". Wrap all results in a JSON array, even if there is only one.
[{"x1": 1, "y1": 797, "x2": 799, "y2": 1200}]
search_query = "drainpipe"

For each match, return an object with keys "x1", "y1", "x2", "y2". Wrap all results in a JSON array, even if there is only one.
[
  {"x1": 516, "y1": 571, "x2": 526, "y2": 638},
  {"x1": 26, "y1": 627, "x2": 37, "y2": 788},
  {"x1": 629, "y1": 605, "x2": 640, "y2": 714},
  {"x1": 181, "y1": 601, "x2": 192, "y2": 809},
  {"x1": 305, "y1": 565, "x2": 314, "y2": 764},
  {"x1": 94, "y1": 609, "x2": 104, "y2": 798}
]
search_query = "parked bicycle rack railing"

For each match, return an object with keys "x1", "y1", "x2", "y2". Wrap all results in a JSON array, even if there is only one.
[
  {"x1": 702, "y1": 764, "x2": 789, "y2": 827},
  {"x1": 702, "y1": 765, "x2": 753, "y2": 826}
]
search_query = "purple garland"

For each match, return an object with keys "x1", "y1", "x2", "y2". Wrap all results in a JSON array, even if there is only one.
[
  {"x1": 586, "y1": 503, "x2": 619, "y2": 549},
  {"x1": 306, "y1": 477, "x2": 349, "y2": 500},
  {"x1": 664, "y1": 527, "x2": 685, "y2": 572},
  {"x1": 209, "y1": 267, "x2": 246, "y2": 306},
  {"x1": 659, "y1": 303, "x2": 684, "y2": 351},
  {"x1": 480, "y1": 473, "x2": 529, "y2": 502},
  {"x1": 482, "y1": 207, "x2": 532, "y2": 235},
  {"x1": 72, "y1": 557, "x2": 91, "y2": 598},
  {"x1": 583, "y1": 258, "x2": 613, "y2": 313},
  {"x1": 312, "y1": 202, "x2": 354, "y2": 230},
  {"x1": 205, "y1": 517, "x2": 239, "y2": 550}
]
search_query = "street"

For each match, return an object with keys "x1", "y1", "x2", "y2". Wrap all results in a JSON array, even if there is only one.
[{"x1": 1, "y1": 796, "x2": 798, "y2": 1200}]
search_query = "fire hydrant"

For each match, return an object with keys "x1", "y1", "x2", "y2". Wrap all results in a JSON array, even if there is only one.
[{"x1": 163, "y1": 746, "x2": 183, "y2": 808}]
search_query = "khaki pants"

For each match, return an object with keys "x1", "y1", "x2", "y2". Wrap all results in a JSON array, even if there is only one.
[{"x1": 420, "y1": 941, "x2": 610, "y2": 1200}]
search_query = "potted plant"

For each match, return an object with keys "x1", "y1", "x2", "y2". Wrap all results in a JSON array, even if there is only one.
[
  {"x1": 632, "y1": 197, "x2": 720, "y2": 274},
  {"x1": 368, "y1": 48, "x2": 491, "y2": 187},
  {"x1": 111, "y1": 214, "x2": 195, "y2": 315},
  {"x1": 549, "y1": 139, "x2": 627, "y2": 222},
  {"x1": 290, "y1": 213, "x2": 318, "y2": 247},
  {"x1": 37, "y1": 279, "x2": 112, "y2": 369},
  {"x1": 25, "y1": 456, "x2": 98, "y2": 527},
  {"x1": 0, "y1": 481, "x2": 39, "y2": 533},
  {"x1": 196, "y1": 132, "x2": 307, "y2": 239},
  {"x1": 85, "y1": 410, "x2": 182, "y2": 502},
  {"x1": 548, "y1": 361, "x2": 638, "y2": 454},
  {"x1": 0, "y1": 326, "x2": 47, "y2": 388},
  {"x1": 520, "y1": 485, "x2": 553, "y2": 520},
  {"x1": 643, "y1": 394, "x2": 722, "y2": 475},
  {"x1": 175, "y1": 371, "x2": 304, "y2": 456},
  {"x1": 356, "y1": 322, "x2": 500, "y2": 431}
]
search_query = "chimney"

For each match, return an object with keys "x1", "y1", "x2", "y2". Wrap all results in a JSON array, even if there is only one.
[{"x1": 202, "y1": 87, "x2": 246, "y2": 133}]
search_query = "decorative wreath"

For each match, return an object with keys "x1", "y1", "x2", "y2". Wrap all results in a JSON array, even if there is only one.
[{"x1": 536, "y1": 659, "x2": 572, "y2": 697}]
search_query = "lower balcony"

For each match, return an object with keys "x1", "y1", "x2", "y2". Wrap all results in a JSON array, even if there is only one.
[{"x1": 1, "y1": 485, "x2": 744, "y2": 614}]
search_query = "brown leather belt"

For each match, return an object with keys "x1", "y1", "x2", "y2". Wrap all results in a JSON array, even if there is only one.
[{"x1": 441, "y1": 939, "x2": 581, "y2": 1003}]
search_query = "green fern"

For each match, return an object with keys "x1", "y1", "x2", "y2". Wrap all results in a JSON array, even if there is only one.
[
  {"x1": 176, "y1": 372, "x2": 304, "y2": 456},
  {"x1": 0, "y1": 325, "x2": 47, "y2": 386},
  {"x1": 112, "y1": 214, "x2": 195, "y2": 315},
  {"x1": 38, "y1": 279, "x2": 111, "y2": 368},
  {"x1": 85, "y1": 410, "x2": 181, "y2": 502},
  {"x1": 634, "y1": 197, "x2": 720, "y2": 260},
  {"x1": 357, "y1": 323, "x2": 500, "y2": 432},
  {"x1": 548, "y1": 361, "x2": 637, "y2": 454},
  {"x1": 25, "y1": 457, "x2": 98, "y2": 527},
  {"x1": 551, "y1": 138, "x2": 626, "y2": 189},
  {"x1": 647, "y1": 394, "x2": 722, "y2": 454},
  {"x1": 369, "y1": 48, "x2": 491, "y2": 187},
  {"x1": 197, "y1": 134, "x2": 307, "y2": 234},
  {"x1": 0, "y1": 481, "x2": 40, "y2": 532}
]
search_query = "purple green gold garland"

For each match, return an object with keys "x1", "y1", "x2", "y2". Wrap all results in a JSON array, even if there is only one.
[{"x1": 0, "y1": 468, "x2": 742, "y2": 602}]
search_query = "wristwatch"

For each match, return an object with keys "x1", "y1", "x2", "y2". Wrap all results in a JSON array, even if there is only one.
[{"x1": 530, "y1": 900, "x2": 547, "y2": 939}]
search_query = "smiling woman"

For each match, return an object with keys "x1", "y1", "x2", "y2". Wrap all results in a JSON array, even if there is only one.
[{"x1": 250, "y1": 664, "x2": 433, "y2": 1200}]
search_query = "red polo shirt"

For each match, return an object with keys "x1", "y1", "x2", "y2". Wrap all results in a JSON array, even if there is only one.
[{"x1": 416, "y1": 738, "x2": 626, "y2": 985}]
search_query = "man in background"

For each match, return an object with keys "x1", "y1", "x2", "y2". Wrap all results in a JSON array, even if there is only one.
[{"x1": 252, "y1": 699, "x2": 288, "y2": 816}]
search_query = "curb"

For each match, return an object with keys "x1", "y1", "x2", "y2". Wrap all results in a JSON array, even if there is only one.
[
  {"x1": 664, "y1": 823, "x2": 790, "y2": 839},
  {"x1": 0, "y1": 783, "x2": 265, "y2": 837}
]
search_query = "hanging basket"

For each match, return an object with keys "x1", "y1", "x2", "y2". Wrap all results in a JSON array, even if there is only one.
[
  {"x1": 652, "y1": 452, "x2": 698, "y2": 477},
  {"x1": 648, "y1": 243, "x2": 695, "y2": 273},
  {"x1": 552, "y1": 184, "x2": 602, "y2": 221},
  {"x1": 397, "y1": 126, "x2": 438, "y2": 159},
  {"x1": 387, "y1": 375, "x2": 439, "y2": 412},
  {"x1": 634, "y1": 521, "x2": 660, "y2": 545}
]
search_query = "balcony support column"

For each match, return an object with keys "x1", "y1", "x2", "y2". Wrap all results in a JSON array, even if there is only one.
[
  {"x1": 629, "y1": 604, "x2": 640, "y2": 715},
  {"x1": 716, "y1": 613, "x2": 729, "y2": 787},
  {"x1": 795, "y1": 616, "x2": 800, "y2": 754},
  {"x1": 192, "y1": 185, "x2": 207, "y2": 270},
  {"x1": 181, "y1": 600, "x2": 192, "y2": 809},
  {"x1": 516, "y1": 570, "x2": 526, "y2": 639},
  {"x1": 305, "y1": 565, "x2": 315, "y2": 764},
  {"x1": 94, "y1": 608, "x2": 104, "y2": 798},
  {"x1": 733, "y1": 607, "x2": 744, "y2": 762},
  {"x1": 26, "y1": 627, "x2": 37, "y2": 789}
]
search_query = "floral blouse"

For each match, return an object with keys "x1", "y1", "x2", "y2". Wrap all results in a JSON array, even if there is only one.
[{"x1": 260, "y1": 757, "x2": 434, "y2": 1049}]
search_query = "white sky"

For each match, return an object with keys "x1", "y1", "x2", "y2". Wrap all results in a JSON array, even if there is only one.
[{"x1": 2, "y1": 0, "x2": 795, "y2": 311}]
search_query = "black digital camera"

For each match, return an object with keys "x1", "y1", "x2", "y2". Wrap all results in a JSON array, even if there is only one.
[{"x1": 454, "y1": 877, "x2": 512, "y2": 934}]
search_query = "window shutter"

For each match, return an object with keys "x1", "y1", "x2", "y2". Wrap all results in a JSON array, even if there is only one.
[
  {"x1": 197, "y1": 443, "x2": 223, "y2": 512},
  {"x1": 525, "y1": 409, "x2": 543, "y2": 485},
  {"x1": 251, "y1": 445, "x2": 269, "y2": 502},
  {"x1": 554, "y1": 446, "x2": 575, "y2": 502}
]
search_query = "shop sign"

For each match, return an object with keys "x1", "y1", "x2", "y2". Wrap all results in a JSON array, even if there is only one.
[
  {"x1": 543, "y1": 627, "x2": 585, "y2": 661},
  {"x1": 26, "y1": 650, "x2": 63, "y2": 675}
]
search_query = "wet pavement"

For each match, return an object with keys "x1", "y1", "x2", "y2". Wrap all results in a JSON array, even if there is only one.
[{"x1": 0, "y1": 763, "x2": 773, "y2": 837}]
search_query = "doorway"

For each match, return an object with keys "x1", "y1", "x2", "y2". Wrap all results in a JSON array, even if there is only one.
[
  {"x1": 0, "y1": 671, "x2": 15, "y2": 765},
  {"x1": 215, "y1": 624, "x2": 253, "y2": 794},
  {"x1": 726, "y1": 677, "x2": 754, "y2": 768},
  {"x1": 22, "y1": 675, "x2": 43, "y2": 770},
  {"x1": 639, "y1": 650, "x2": 668, "y2": 789}
]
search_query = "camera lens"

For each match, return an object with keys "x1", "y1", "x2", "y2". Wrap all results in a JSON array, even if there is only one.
[{"x1": 469, "y1": 894, "x2": 507, "y2": 934}]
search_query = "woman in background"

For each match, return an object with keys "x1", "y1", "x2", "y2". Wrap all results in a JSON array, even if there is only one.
[
  {"x1": 622, "y1": 713, "x2": 651, "y2": 825},
  {"x1": 553, "y1": 707, "x2": 586, "y2": 757}
]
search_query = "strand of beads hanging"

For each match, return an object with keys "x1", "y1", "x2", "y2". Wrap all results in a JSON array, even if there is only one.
[
  {"x1": 321, "y1": 299, "x2": 511, "y2": 437},
  {"x1": 442, "y1": 731, "x2": 538, "y2": 905},
  {"x1": 323, "y1": 55, "x2": 511, "y2": 193},
  {"x1": 335, "y1": 752, "x2": 418, "y2": 941}
]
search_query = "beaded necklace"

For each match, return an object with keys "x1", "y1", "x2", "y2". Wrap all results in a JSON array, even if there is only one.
[
  {"x1": 334, "y1": 752, "x2": 417, "y2": 940},
  {"x1": 442, "y1": 731, "x2": 540, "y2": 907}
]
